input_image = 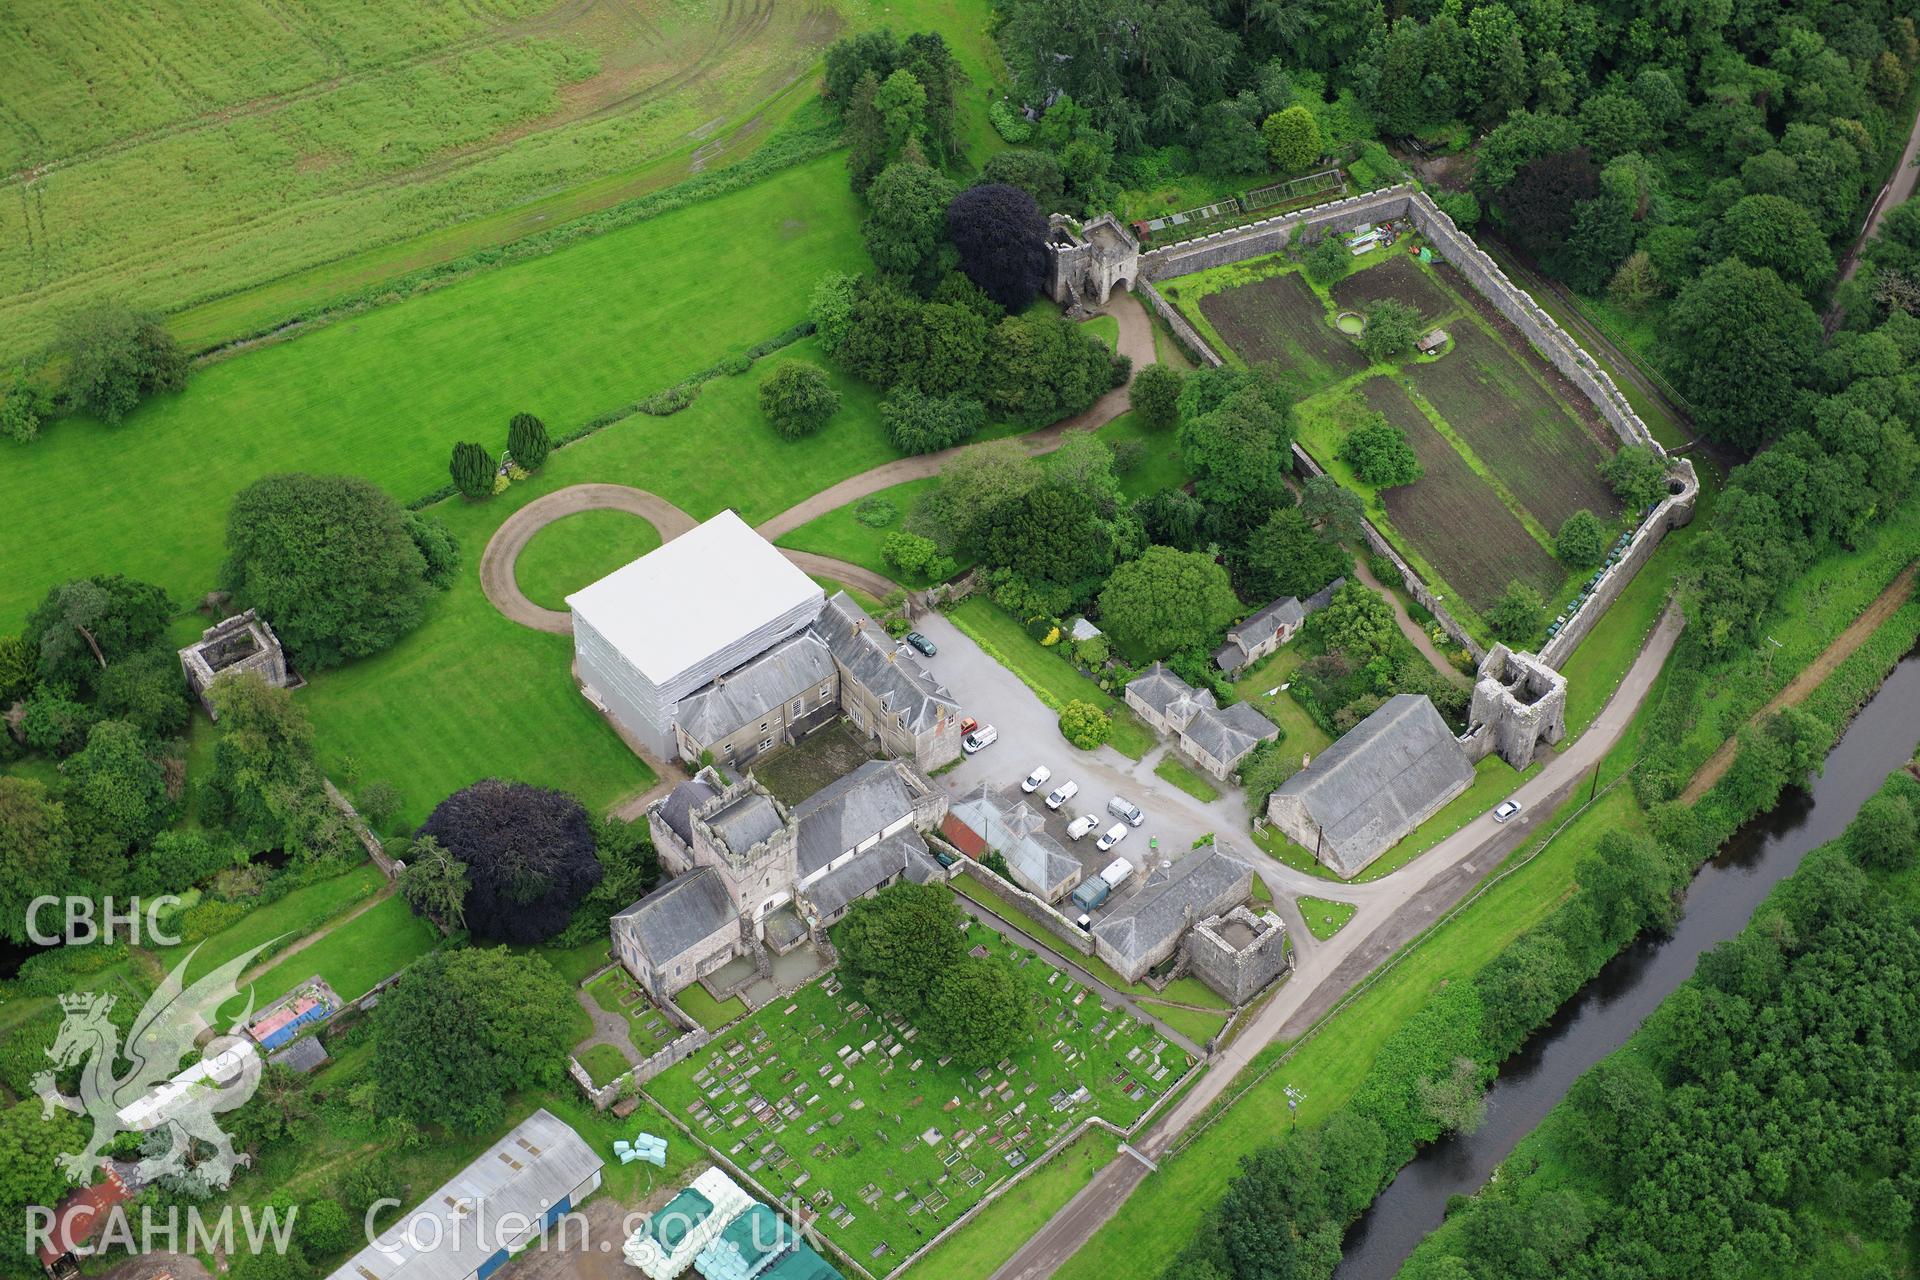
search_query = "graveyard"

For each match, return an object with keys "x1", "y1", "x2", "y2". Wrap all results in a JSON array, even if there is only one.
[{"x1": 643, "y1": 921, "x2": 1194, "y2": 1274}]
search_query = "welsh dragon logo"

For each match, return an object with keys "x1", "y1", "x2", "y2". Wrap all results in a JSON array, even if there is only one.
[{"x1": 34, "y1": 941, "x2": 278, "y2": 1191}]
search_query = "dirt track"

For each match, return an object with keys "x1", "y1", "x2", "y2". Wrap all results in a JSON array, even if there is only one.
[{"x1": 1680, "y1": 562, "x2": 1917, "y2": 802}]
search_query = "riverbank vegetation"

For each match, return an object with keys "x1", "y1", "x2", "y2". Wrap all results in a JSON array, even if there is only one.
[{"x1": 1401, "y1": 762, "x2": 1920, "y2": 1280}]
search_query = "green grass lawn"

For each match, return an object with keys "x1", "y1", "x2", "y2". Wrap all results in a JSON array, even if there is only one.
[
  {"x1": 523, "y1": 938, "x2": 614, "y2": 986},
  {"x1": 246, "y1": 892, "x2": 439, "y2": 1005},
  {"x1": 1096, "y1": 410, "x2": 1189, "y2": 501},
  {"x1": 1249, "y1": 824, "x2": 1347, "y2": 882},
  {"x1": 164, "y1": 862, "x2": 389, "y2": 984},
  {"x1": 645, "y1": 922, "x2": 1190, "y2": 1272},
  {"x1": 578, "y1": 1043, "x2": 633, "y2": 1089},
  {"x1": 1295, "y1": 895, "x2": 1355, "y2": 940},
  {"x1": 674, "y1": 983, "x2": 747, "y2": 1032},
  {"x1": 1229, "y1": 646, "x2": 1333, "y2": 779},
  {"x1": 778, "y1": 477, "x2": 951, "y2": 585},
  {"x1": 515, "y1": 509, "x2": 663, "y2": 612},
  {"x1": 585, "y1": 967, "x2": 681, "y2": 1057},
  {"x1": 1081, "y1": 313, "x2": 1120, "y2": 351},
  {"x1": 945, "y1": 596, "x2": 1156, "y2": 760},
  {"x1": 1, "y1": 155, "x2": 867, "y2": 632},
  {"x1": 1154, "y1": 756, "x2": 1222, "y2": 803},
  {"x1": 1139, "y1": 999, "x2": 1230, "y2": 1044},
  {"x1": 909, "y1": 1129, "x2": 1122, "y2": 1280}
]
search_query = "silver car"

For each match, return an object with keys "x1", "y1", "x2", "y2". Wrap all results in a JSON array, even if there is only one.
[{"x1": 1492, "y1": 800, "x2": 1522, "y2": 823}]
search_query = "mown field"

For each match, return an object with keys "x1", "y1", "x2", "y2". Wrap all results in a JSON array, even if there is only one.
[
  {"x1": 0, "y1": 155, "x2": 864, "y2": 631},
  {"x1": 3, "y1": 0, "x2": 1010, "y2": 361},
  {"x1": 0, "y1": 0, "x2": 861, "y2": 359}
]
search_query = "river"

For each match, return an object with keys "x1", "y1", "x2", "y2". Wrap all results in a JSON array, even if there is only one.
[{"x1": 1334, "y1": 646, "x2": 1920, "y2": 1280}]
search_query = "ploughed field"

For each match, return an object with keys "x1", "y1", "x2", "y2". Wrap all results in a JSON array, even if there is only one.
[{"x1": 1198, "y1": 270, "x2": 1370, "y2": 393}]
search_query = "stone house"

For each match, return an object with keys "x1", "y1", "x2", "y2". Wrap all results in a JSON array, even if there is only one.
[
  {"x1": 943, "y1": 785, "x2": 1083, "y2": 903},
  {"x1": 614, "y1": 760, "x2": 947, "y2": 1001},
  {"x1": 1091, "y1": 846, "x2": 1254, "y2": 984},
  {"x1": 1266, "y1": 693, "x2": 1474, "y2": 878},
  {"x1": 1123, "y1": 663, "x2": 1281, "y2": 782},
  {"x1": 1213, "y1": 578, "x2": 1344, "y2": 676},
  {"x1": 1188, "y1": 906, "x2": 1293, "y2": 1004},
  {"x1": 570, "y1": 511, "x2": 961, "y2": 774}
]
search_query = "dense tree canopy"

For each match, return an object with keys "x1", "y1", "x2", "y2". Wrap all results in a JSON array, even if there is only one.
[
  {"x1": 55, "y1": 303, "x2": 189, "y2": 424},
  {"x1": 373, "y1": 948, "x2": 574, "y2": 1134},
  {"x1": 838, "y1": 881, "x2": 965, "y2": 1018},
  {"x1": 415, "y1": 780, "x2": 602, "y2": 944},
  {"x1": 1098, "y1": 546, "x2": 1242, "y2": 659},
  {"x1": 863, "y1": 162, "x2": 959, "y2": 293},
  {"x1": 221, "y1": 474, "x2": 455, "y2": 670},
  {"x1": 758, "y1": 362, "x2": 841, "y2": 440},
  {"x1": 946, "y1": 183, "x2": 1051, "y2": 310},
  {"x1": 1663, "y1": 259, "x2": 1823, "y2": 449}
]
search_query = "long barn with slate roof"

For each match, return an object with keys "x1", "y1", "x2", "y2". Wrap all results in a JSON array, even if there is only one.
[{"x1": 1265, "y1": 694, "x2": 1474, "y2": 878}]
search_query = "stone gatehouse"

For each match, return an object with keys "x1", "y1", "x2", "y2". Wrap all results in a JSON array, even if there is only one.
[{"x1": 1047, "y1": 213, "x2": 1140, "y2": 308}]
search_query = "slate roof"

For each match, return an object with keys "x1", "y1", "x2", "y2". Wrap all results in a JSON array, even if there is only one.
[
  {"x1": 815, "y1": 593, "x2": 957, "y2": 734},
  {"x1": 269, "y1": 1035, "x2": 329, "y2": 1075},
  {"x1": 948, "y1": 786, "x2": 1080, "y2": 900},
  {"x1": 1182, "y1": 700, "x2": 1280, "y2": 767},
  {"x1": 1126, "y1": 664, "x2": 1220, "y2": 735},
  {"x1": 802, "y1": 828, "x2": 941, "y2": 918},
  {"x1": 792, "y1": 759, "x2": 916, "y2": 878},
  {"x1": 1232, "y1": 596, "x2": 1306, "y2": 648},
  {"x1": 657, "y1": 779, "x2": 720, "y2": 847},
  {"x1": 1091, "y1": 847, "x2": 1252, "y2": 969},
  {"x1": 1271, "y1": 693, "x2": 1473, "y2": 877},
  {"x1": 1303, "y1": 576, "x2": 1346, "y2": 614},
  {"x1": 707, "y1": 791, "x2": 787, "y2": 859},
  {"x1": 613, "y1": 867, "x2": 735, "y2": 968},
  {"x1": 676, "y1": 631, "x2": 835, "y2": 745}
]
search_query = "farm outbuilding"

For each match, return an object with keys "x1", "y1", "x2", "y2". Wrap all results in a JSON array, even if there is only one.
[{"x1": 326, "y1": 1110, "x2": 602, "y2": 1280}]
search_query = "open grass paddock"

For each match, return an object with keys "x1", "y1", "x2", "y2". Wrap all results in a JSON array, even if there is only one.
[
  {"x1": 515, "y1": 508, "x2": 664, "y2": 611},
  {"x1": 0, "y1": 155, "x2": 865, "y2": 631}
]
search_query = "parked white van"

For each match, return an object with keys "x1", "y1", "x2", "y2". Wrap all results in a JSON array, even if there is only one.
[{"x1": 1045, "y1": 780, "x2": 1080, "y2": 810}]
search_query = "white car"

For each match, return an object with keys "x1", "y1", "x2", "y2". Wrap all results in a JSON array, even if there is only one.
[
  {"x1": 1021, "y1": 765, "x2": 1051, "y2": 793},
  {"x1": 1066, "y1": 814, "x2": 1100, "y2": 841},
  {"x1": 1492, "y1": 799, "x2": 1522, "y2": 823},
  {"x1": 962, "y1": 724, "x2": 998, "y2": 753},
  {"x1": 1095, "y1": 823, "x2": 1129, "y2": 852},
  {"x1": 1045, "y1": 780, "x2": 1080, "y2": 810}
]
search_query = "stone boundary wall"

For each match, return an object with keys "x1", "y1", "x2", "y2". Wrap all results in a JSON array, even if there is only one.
[
  {"x1": 571, "y1": 1026, "x2": 713, "y2": 1109},
  {"x1": 1136, "y1": 183, "x2": 1699, "y2": 669},
  {"x1": 1139, "y1": 186, "x2": 1418, "y2": 279},
  {"x1": 945, "y1": 855, "x2": 1096, "y2": 957},
  {"x1": 1291, "y1": 446, "x2": 1484, "y2": 660},
  {"x1": 323, "y1": 779, "x2": 397, "y2": 878},
  {"x1": 1541, "y1": 460, "x2": 1698, "y2": 667}
]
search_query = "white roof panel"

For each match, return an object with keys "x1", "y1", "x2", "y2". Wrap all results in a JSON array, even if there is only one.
[{"x1": 565, "y1": 509, "x2": 823, "y2": 683}]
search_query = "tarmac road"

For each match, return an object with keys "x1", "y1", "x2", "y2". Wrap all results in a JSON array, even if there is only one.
[{"x1": 987, "y1": 602, "x2": 1684, "y2": 1280}]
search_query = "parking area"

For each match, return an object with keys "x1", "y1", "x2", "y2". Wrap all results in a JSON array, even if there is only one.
[{"x1": 910, "y1": 612, "x2": 1246, "y2": 915}]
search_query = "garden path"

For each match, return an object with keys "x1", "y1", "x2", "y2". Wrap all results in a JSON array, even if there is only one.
[
  {"x1": 752, "y1": 290, "x2": 1156, "y2": 541},
  {"x1": 477, "y1": 483, "x2": 896, "y2": 634},
  {"x1": 573, "y1": 987, "x2": 644, "y2": 1067},
  {"x1": 1347, "y1": 553, "x2": 1470, "y2": 682},
  {"x1": 236, "y1": 883, "x2": 393, "y2": 988}
]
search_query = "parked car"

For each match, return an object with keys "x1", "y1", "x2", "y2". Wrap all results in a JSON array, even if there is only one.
[
  {"x1": 906, "y1": 631, "x2": 937, "y2": 657},
  {"x1": 1045, "y1": 780, "x2": 1080, "y2": 810},
  {"x1": 1096, "y1": 823, "x2": 1129, "y2": 852},
  {"x1": 963, "y1": 724, "x2": 997, "y2": 753},
  {"x1": 1108, "y1": 796, "x2": 1145, "y2": 827},
  {"x1": 1066, "y1": 814, "x2": 1100, "y2": 841},
  {"x1": 1022, "y1": 765, "x2": 1051, "y2": 793},
  {"x1": 1492, "y1": 799, "x2": 1522, "y2": 823}
]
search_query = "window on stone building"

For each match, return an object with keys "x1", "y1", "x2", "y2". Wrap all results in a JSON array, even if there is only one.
[{"x1": 759, "y1": 737, "x2": 774, "y2": 752}]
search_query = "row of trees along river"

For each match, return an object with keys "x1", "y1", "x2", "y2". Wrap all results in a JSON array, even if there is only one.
[{"x1": 1335, "y1": 644, "x2": 1920, "y2": 1280}]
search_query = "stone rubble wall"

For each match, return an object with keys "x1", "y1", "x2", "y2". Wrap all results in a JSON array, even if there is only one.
[
  {"x1": 1540, "y1": 459, "x2": 1698, "y2": 667},
  {"x1": 1134, "y1": 183, "x2": 1700, "y2": 671}
]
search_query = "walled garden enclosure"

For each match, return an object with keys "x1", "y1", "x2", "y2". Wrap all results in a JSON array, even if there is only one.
[
  {"x1": 644, "y1": 923, "x2": 1192, "y2": 1276},
  {"x1": 1140, "y1": 186, "x2": 1696, "y2": 657}
]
